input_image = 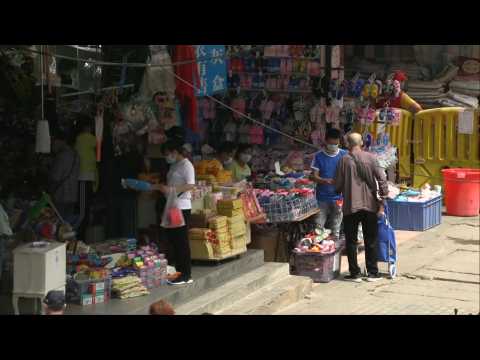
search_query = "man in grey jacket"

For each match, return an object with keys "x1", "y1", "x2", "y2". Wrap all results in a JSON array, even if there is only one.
[
  {"x1": 335, "y1": 133, "x2": 388, "y2": 283},
  {"x1": 49, "y1": 131, "x2": 80, "y2": 219}
]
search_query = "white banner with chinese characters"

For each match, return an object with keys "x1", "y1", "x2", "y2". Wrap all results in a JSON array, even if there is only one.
[{"x1": 196, "y1": 45, "x2": 227, "y2": 97}]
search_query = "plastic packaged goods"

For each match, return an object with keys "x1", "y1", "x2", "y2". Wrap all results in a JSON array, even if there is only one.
[{"x1": 121, "y1": 179, "x2": 153, "y2": 192}]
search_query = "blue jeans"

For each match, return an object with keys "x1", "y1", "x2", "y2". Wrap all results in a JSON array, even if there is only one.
[{"x1": 315, "y1": 201, "x2": 343, "y2": 238}]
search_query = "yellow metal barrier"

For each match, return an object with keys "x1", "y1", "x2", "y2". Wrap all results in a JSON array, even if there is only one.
[
  {"x1": 413, "y1": 108, "x2": 480, "y2": 188},
  {"x1": 353, "y1": 108, "x2": 413, "y2": 179}
]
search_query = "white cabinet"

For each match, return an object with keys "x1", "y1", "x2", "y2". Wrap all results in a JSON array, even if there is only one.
[{"x1": 13, "y1": 242, "x2": 66, "y2": 295}]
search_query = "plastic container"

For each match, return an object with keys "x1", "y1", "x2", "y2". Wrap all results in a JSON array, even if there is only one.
[
  {"x1": 289, "y1": 247, "x2": 343, "y2": 283},
  {"x1": 386, "y1": 196, "x2": 442, "y2": 231},
  {"x1": 442, "y1": 168, "x2": 480, "y2": 216}
]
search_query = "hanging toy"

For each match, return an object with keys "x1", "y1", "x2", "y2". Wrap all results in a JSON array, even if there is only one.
[{"x1": 363, "y1": 131, "x2": 373, "y2": 150}]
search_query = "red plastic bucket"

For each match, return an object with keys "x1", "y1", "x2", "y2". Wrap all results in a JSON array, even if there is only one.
[{"x1": 442, "y1": 168, "x2": 480, "y2": 216}]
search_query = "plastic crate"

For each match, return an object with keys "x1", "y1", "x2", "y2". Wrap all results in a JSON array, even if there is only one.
[
  {"x1": 289, "y1": 247, "x2": 343, "y2": 283},
  {"x1": 386, "y1": 196, "x2": 442, "y2": 231}
]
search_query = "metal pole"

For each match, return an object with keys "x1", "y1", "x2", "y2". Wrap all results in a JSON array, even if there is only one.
[{"x1": 40, "y1": 45, "x2": 45, "y2": 120}]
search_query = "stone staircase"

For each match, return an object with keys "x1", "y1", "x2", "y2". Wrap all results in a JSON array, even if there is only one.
[{"x1": 175, "y1": 262, "x2": 312, "y2": 315}]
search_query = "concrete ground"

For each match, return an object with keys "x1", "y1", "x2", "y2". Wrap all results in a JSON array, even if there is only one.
[{"x1": 277, "y1": 214, "x2": 480, "y2": 315}]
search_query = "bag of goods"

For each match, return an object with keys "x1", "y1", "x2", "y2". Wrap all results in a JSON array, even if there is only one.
[
  {"x1": 111, "y1": 276, "x2": 149, "y2": 299},
  {"x1": 160, "y1": 188, "x2": 185, "y2": 228}
]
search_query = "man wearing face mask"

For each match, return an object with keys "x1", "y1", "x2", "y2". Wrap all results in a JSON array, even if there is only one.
[
  {"x1": 230, "y1": 144, "x2": 253, "y2": 183},
  {"x1": 310, "y1": 128, "x2": 347, "y2": 238}
]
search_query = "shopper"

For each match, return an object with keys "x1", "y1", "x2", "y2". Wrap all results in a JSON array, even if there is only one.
[
  {"x1": 153, "y1": 140, "x2": 195, "y2": 285},
  {"x1": 43, "y1": 290, "x2": 66, "y2": 315},
  {"x1": 229, "y1": 144, "x2": 253, "y2": 182},
  {"x1": 149, "y1": 300, "x2": 175, "y2": 315},
  {"x1": 310, "y1": 128, "x2": 347, "y2": 238},
  {"x1": 335, "y1": 133, "x2": 388, "y2": 283},
  {"x1": 75, "y1": 115, "x2": 97, "y2": 241},
  {"x1": 49, "y1": 131, "x2": 80, "y2": 220}
]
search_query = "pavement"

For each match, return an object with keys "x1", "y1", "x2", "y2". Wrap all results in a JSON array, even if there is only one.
[{"x1": 277, "y1": 214, "x2": 480, "y2": 315}]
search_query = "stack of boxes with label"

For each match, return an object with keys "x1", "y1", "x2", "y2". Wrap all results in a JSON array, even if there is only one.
[
  {"x1": 208, "y1": 215, "x2": 232, "y2": 257},
  {"x1": 74, "y1": 270, "x2": 111, "y2": 306},
  {"x1": 217, "y1": 199, "x2": 247, "y2": 254}
]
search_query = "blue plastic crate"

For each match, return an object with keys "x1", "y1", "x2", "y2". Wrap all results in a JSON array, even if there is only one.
[{"x1": 387, "y1": 196, "x2": 442, "y2": 231}]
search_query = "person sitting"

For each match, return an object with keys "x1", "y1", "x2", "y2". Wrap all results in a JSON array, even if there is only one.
[
  {"x1": 149, "y1": 300, "x2": 175, "y2": 315},
  {"x1": 229, "y1": 144, "x2": 253, "y2": 182},
  {"x1": 43, "y1": 290, "x2": 66, "y2": 315}
]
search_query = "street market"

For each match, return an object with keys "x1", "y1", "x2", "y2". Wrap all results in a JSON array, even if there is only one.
[{"x1": 0, "y1": 45, "x2": 478, "y2": 315}]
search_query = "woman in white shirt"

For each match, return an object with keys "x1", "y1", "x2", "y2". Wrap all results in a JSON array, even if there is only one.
[{"x1": 153, "y1": 140, "x2": 195, "y2": 285}]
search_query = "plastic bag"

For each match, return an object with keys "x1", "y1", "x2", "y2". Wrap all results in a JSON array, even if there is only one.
[
  {"x1": 377, "y1": 204, "x2": 397, "y2": 263},
  {"x1": 161, "y1": 188, "x2": 185, "y2": 229}
]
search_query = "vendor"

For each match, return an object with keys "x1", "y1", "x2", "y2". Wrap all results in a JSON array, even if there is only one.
[
  {"x1": 376, "y1": 71, "x2": 422, "y2": 114},
  {"x1": 211, "y1": 142, "x2": 236, "y2": 171},
  {"x1": 152, "y1": 140, "x2": 195, "y2": 286},
  {"x1": 229, "y1": 144, "x2": 253, "y2": 182}
]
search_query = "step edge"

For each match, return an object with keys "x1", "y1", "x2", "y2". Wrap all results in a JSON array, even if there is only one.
[
  {"x1": 218, "y1": 276, "x2": 313, "y2": 315},
  {"x1": 176, "y1": 264, "x2": 289, "y2": 314}
]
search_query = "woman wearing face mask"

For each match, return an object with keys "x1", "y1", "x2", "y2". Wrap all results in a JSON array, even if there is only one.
[
  {"x1": 212, "y1": 142, "x2": 236, "y2": 170},
  {"x1": 153, "y1": 140, "x2": 195, "y2": 285},
  {"x1": 231, "y1": 144, "x2": 253, "y2": 183}
]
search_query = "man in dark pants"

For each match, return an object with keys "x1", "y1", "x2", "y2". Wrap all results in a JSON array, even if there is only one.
[{"x1": 335, "y1": 133, "x2": 388, "y2": 282}]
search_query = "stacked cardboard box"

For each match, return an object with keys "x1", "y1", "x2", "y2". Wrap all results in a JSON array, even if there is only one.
[
  {"x1": 208, "y1": 216, "x2": 232, "y2": 256},
  {"x1": 217, "y1": 200, "x2": 247, "y2": 252},
  {"x1": 189, "y1": 228, "x2": 216, "y2": 259}
]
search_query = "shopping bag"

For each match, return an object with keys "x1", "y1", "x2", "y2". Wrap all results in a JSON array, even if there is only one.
[
  {"x1": 377, "y1": 204, "x2": 397, "y2": 263},
  {"x1": 161, "y1": 188, "x2": 185, "y2": 229}
]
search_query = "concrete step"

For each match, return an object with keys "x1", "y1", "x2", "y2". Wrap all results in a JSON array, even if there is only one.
[
  {"x1": 217, "y1": 274, "x2": 313, "y2": 315},
  {"x1": 175, "y1": 262, "x2": 288, "y2": 315},
  {"x1": 64, "y1": 249, "x2": 265, "y2": 315}
]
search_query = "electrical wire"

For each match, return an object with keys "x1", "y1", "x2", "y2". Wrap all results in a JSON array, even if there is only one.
[{"x1": 12, "y1": 45, "x2": 265, "y2": 69}]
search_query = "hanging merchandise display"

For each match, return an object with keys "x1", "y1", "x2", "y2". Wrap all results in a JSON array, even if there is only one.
[
  {"x1": 95, "y1": 105, "x2": 104, "y2": 162},
  {"x1": 172, "y1": 45, "x2": 200, "y2": 133},
  {"x1": 140, "y1": 45, "x2": 176, "y2": 99}
]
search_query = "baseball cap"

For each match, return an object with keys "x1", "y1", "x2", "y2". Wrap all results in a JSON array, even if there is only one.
[{"x1": 43, "y1": 291, "x2": 65, "y2": 310}]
